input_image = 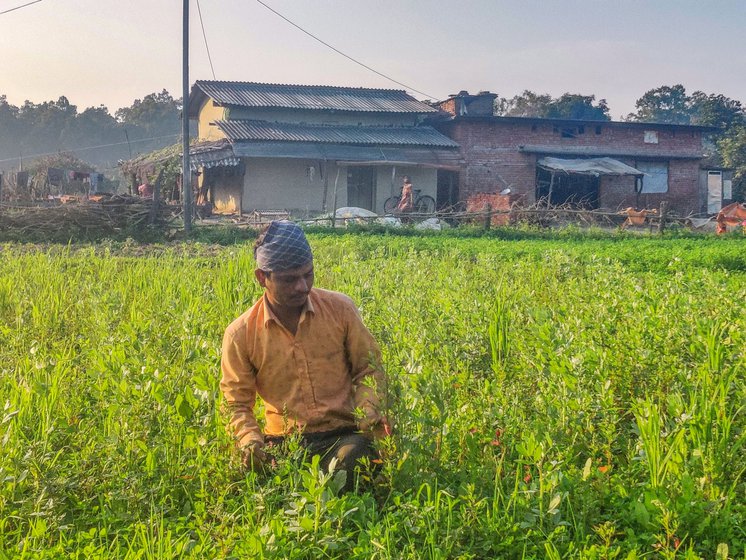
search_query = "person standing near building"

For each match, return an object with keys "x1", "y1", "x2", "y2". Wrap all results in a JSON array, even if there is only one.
[
  {"x1": 220, "y1": 220, "x2": 389, "y2": 491},
  {"x1": 396, "y1": 176, "x2": 414, "y2": 212}
]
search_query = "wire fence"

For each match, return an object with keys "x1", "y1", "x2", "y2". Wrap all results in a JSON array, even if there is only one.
[
  {"x1": 0, "y1": 198, "x2": 717, "y2": 237},
  {"x1": 247, "y1": 202, "x2": 709, "y2": 233}
]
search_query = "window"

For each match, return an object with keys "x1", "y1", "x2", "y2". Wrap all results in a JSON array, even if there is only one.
[
  {"x1": 556, "y1": 126, "x2": 582, "y2": 138},
  {"x1": 595, "y1": 125, "x2": 602, "y2": 135},
  {"x1": 643, "y1": 131, "x2": 659, "y2": 144},
  {"x1": 636, "y1": 161, "x2": 668, "y2": 193}
]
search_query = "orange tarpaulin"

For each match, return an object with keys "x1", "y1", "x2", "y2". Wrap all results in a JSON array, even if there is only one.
[{"x1": 716, "y1": 202, "x2": 746, "y2": 234}]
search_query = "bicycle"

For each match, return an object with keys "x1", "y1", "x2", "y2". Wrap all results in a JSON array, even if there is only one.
[{"x1": 383, "y1": 189, "x2": 436, "y2": 214}]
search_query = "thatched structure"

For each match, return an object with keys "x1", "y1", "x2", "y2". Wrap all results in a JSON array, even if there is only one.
[
  {"x1": 0, "y1": 195, "x2": 176, "y2": 240},
  {"x1": 118, "y1": 140, "x2": 232, "y2": 203}
]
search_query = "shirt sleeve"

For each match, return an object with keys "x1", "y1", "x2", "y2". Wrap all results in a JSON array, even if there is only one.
[
  {"x1": 220, "y1": 326, "x2": 264, "y2": 448},
  {"x1": 344, "y1": 302, "x2": 387, "y2": 432}
]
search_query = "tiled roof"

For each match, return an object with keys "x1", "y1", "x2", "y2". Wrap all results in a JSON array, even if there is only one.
[
  {"x1": 216, "y1": 120, "x2": 459, "y2": 148},
  {"x1": 192, "y1": 80, "x2": 437, "y2": 113}
]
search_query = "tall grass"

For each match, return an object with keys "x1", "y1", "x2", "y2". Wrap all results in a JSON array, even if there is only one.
[{"x1": 0, "y1": 235, "x2": 744, "y2": 558}]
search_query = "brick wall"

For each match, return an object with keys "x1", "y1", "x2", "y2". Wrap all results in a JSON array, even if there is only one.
[
  {"x1": 436, "y1": 98, "x2": 457, "y2": 116},
  {"x1": 435, "y1": 118, "x2": 705, "y2": 215},
  {"x1": 600, "y1": 159, "x2": 701, "y2": 215},
  {"x1": 437, "y1": 120, "x2": 539, "y2": 202},
  {"x1": 465, "y1": 192, "x2": 523, "y2": 225}
]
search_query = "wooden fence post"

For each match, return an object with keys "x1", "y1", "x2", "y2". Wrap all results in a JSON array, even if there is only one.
[
  {"x1": 149, "y1": 169, "x2": 164, "y2": 226},
  {"x1": 331, "y1": 167, "x2": 340, "y2": 228},
  {"x1": 657, "y1": 200, "x2": 668, "y2": 234},
  {"x1": 484, "y1": 203, "x2": 492, "y2": 231}
]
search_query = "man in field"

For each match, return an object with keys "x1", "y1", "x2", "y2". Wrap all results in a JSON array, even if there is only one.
[{"x1": 220, "y1": 220, "x2": 389, "y2": 492}]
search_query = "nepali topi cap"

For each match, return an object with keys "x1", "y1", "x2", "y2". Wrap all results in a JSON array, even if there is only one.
[{"x1": 254, "y1": 220, "x2": 313, "y2": 272}]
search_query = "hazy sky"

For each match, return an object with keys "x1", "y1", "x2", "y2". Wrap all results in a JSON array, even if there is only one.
[{"x1": 1, "y1": 0, "x2": 744, "y2": 119}]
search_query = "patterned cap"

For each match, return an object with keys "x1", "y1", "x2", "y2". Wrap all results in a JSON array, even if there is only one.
[{"x1": 255, "y1": 220, "x2": 313, "y2": 272}]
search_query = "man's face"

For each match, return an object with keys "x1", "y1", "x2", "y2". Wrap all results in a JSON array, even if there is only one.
[{"x1": 255, "y1": 262, "x2": 314, "y2": 310}]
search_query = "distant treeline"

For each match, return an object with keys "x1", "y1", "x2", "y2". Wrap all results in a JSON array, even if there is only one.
[{"x1": 0, "y1": 90, "x2": 181, "y2": 174}]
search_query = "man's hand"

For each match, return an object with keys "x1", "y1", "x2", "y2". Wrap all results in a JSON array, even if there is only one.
[
  {"x1": 241, "y1": 442, "x2": 267, "y2": 472},
  {"x1": 369, "y1": 420, "x2": 392, "y2": 441}
]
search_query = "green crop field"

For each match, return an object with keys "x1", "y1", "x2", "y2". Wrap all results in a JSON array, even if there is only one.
[{"x1": 0, "y1": 232, "x2": 744, "y2": 559}]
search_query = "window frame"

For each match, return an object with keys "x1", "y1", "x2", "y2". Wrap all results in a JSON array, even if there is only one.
[{"x1": 635, "y1": 160, "x2": 669, "y2": 194}]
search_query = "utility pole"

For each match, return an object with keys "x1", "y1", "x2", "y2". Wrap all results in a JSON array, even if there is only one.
[
  {"x1": 182, "y1": 0, "x2": 192, "y2": 233},
  {"x1": 124, "y1": 128, "x2": 133, "y2": 158}
]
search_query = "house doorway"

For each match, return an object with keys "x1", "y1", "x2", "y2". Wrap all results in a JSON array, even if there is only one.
[
  {"x1": 536, "y1": 168, "x2": 599, "y2": 209},
  {"x1": 347, "y1": 167, "x2": 376, "y2": 210},
  {"x1": 437, "y1": 170, "x2": 459, "y2": 210}
]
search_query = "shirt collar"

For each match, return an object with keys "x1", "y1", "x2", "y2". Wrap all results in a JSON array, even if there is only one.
[{"x1": 261, "y1": 289, "x2": 315, "y2": 327}]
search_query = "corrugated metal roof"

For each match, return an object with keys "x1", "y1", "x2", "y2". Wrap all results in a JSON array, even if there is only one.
[
  {"x1": 190, "y1": 146, "x2": 239, "y2": 171},
  {"x1": 440, "y1": 115, "x2": 719, "y2": 132},
  {"x1": 231, "y1": 141, "x2": 461, "y2": 168},
  {"x1": 520, "y1": 144, "x2": 704, "y2": 160},
  {"x1": 193, "y1": 80, "x2": 437, "y2": 113},
  {"x1": 216, "y1": 120, "x2": 459, "y2": 148}
]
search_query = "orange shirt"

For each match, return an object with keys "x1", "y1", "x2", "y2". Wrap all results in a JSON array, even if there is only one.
[
  {"x1": 220, "y1": 288, "x2": 386, "y2": 448},
  {"x1": 397, "y1": 183, "x2": 414, "y2": 211}
]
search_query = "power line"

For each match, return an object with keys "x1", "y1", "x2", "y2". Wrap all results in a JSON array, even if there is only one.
[
  {"x1": 253, "y1": 0, "x2": 440, "y2": 100},
  {"x1": 0, "y1": 134, "x2": 181, "y2": 164},
  {"x1": 196, "y1": 0, "x2": 216, "y2": 79},
  {"x1": 0, "y1": 0, "x2": 44, "y2": 16}
]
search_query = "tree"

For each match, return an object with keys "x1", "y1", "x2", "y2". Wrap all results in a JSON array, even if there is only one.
[
  {"x1": 719, "y1": 124, "x2": 746, "y2": 201},
  {"x1": 114, "y1": 90, "x2": 181, "y2": 157},
  {"x1": 0, "y1": 90, "x2": 184, "y2": 173},
  {"x1": 545, "y1": 93, "x2": 610, "y2": 121},
  {"x1": 0, "y1": 96, "x2": 22, "y2": 160},
  {"x1": 62, "y1": 105, "x2": 124, "y2": 167},
  {"x1": 115, "y1": 90, "x2": 180, "y2": 137},
  {"x1": 497, "y1": 90, "x2": 610, "y2": 120},
  {"x1": 628, "y1": 84, "x2": 691, "y2": 124},
  {"x1": 627, "y1": 85, "x2": 745, "y2": 128},
  {"x1": 17, "y1": 96, "x2": 80, "y2": 153},
  {"x1": 498, "y1": 90, "x2": 553, "y2": 117},
  {"x1": 688, "y1": 92, "x2": 744, "y2": 129}
]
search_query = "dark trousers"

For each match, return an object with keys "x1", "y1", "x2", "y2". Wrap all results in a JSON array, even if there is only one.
[{"x1": 266, "y1": 428, "x2": 377, "y2": 493}]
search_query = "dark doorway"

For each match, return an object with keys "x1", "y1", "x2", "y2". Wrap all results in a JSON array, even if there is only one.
[
  {"x1": 436, "y1": 170, "x2": 460, "y2": 210},
  {"x1": 536, "y1": 167, "x2": 599, "y2": 208},
  {"x1": 347, "y1": 167, "x2": 376, "y2": 210}
]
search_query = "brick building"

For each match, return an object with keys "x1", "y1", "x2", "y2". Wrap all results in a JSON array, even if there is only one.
[{"x1": 431, "y1": 91, "x2": 726, "y2": 216}]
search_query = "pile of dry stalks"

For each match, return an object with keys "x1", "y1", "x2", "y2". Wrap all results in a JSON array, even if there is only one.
[
  {"x1": 0, "y1": 195, "x2": 177, "y2": 239},
  {"x1": 509, "y1": 202, "x2": 624, "y2": 228}
]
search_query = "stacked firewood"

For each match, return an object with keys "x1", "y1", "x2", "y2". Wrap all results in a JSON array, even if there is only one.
[{"x1": 0, "y1": 195, "x2": 177, "y2": 238}]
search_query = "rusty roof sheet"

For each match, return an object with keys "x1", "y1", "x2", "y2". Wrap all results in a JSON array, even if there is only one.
[
  {"x1": 215, "y1": 120, "x2": 459, "y2": 148},
  {"x1": 191, "y1": 80, "x2": 437, "y2": 114}
]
